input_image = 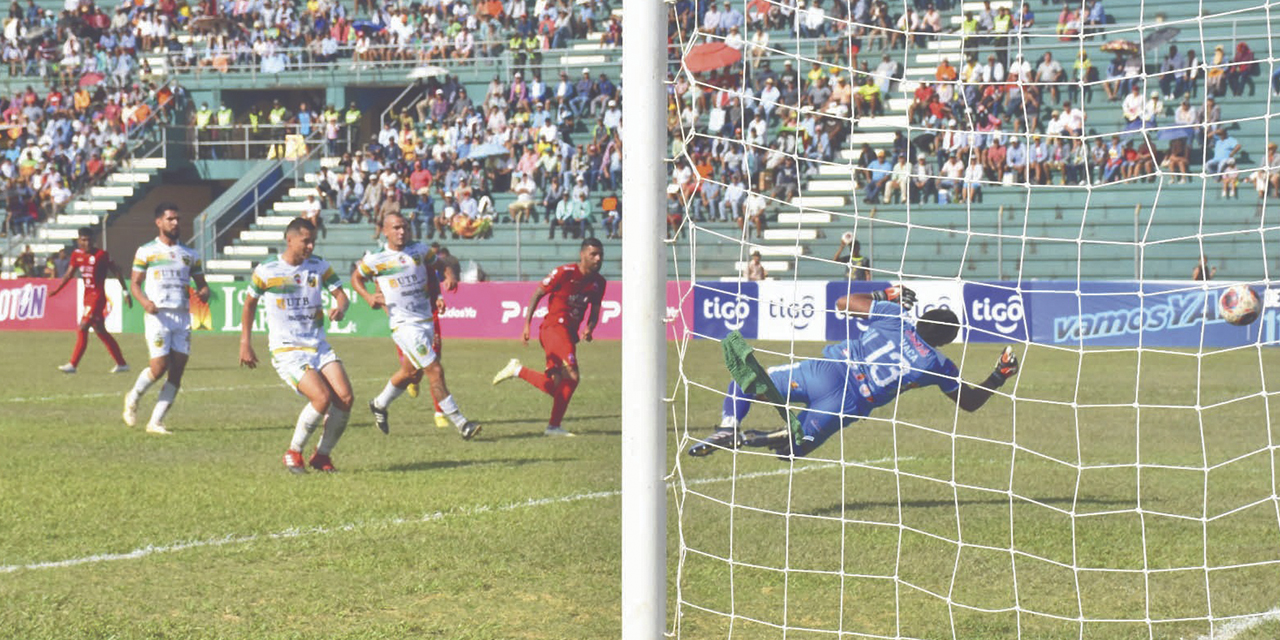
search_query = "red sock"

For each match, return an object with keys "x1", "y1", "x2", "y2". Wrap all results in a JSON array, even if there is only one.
[
  {"x1": 97, "y1": 329, "x2": 125, "y2": 366},
  {"x1": 518, "y1": 367, "x2": 557, "y2": 395},
  {"x1": 69, "y1": 328, "x2": 88, "y2": 366},
  {"x1": 549, "y1": 378, "x2": 578, "y2": 427}
]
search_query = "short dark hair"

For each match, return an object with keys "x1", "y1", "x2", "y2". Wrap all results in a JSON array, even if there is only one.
[
  {"x1": 916, "y1": 308, "x2": 960, "y2": 348},
  {"x1": 77, "y1": 226, "x2": 95, "y2": 238},
  {"x1": 285, "y1": 217, "x2": 316, "y2": 236},
  {"x1": 581, "y1": 237, "x2": 603, "y2": 252},
  {"x1": 154, "y1": 202, "x2": 179, "y2": 218}
]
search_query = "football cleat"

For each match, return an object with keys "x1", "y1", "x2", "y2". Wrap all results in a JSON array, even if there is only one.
[
  {"x1": 57, "y1": 363, "x2": 76, "y2": 374},
  {"x1": 110, "y1": 364, "x2": 130, "y2": 374},
  {"x1": 145, "y1": 422, "x2": 173, "y2": 436},
  {"x1": 688, "y1": 428, "x2": 744, "y2": 457},
  {"x1": 544, "y1": 426, "x2": 576, "y2": 437},
  {"x1": 369, "y1": 400, "x2": 390, "y2": 434},
  {"x1": 308, "y1": 451, "x2": 336, "y2": 473},
  {"x1": 434, "y1": 412, "x2": 450, "y2": 428},
  {"x1": 122, "y1": 394, "x2": 138, "y2": 427},
  {"x1": 457, "y1": 420, "x2": 482, "y2": 440},
  {"x1": 406, "y1": 381, "x2": 419, "y2": 398},
  {"x1": 492, "y1": 358, "x2": 522, "y2": 385},
  {"x1": 283, "y1": 449, "x2": 306, "y2": 474}
]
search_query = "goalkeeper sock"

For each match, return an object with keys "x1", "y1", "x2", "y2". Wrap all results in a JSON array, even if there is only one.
[
  {"x1": 373, "y1": 381, "x2": 405, "y2": 410},
  {"x1": 437, "y1": 394, "x2": 469, "y2": 428},
  {"x1": 291, "y1": 404, "x2": 325, "y2": 451},
  {"x1": 721, "y1": 380, "x2": 753, "y2": 422},
  {"x1": 517, "y1": 367, "x2": 556, "y2": 395},
  {"x1": 149, "y1": 382, "x2": 178, "y2": 425},
  {"x1": 549, "y1": 378, "x2": 579, "y2": 427},
  {"x1": 129, "y1": 368, "x2": 158, "y2": 401},
  {"x1": 316, "y1": 407, "x2": 349, "y2": 455}
]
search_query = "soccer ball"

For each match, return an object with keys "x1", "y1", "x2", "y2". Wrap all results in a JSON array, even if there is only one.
[
  {"x1": 841, "y1": 231, "x2": 855, "y2": 244},
  {"x1": 1218, "y1": 284, "x2": 1261, "y2": 326}
]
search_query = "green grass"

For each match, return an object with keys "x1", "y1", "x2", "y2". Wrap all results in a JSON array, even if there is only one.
[{"x1": 4, "y1": 333, "x2": 1280, "y2": 638}]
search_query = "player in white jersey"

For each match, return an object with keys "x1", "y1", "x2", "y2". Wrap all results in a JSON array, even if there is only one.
[
  {"x1": 239, "y1": 218, "x2": 355, "y2": 473},
  {"x1": 352, "y1": 212, "x2": 480, "y2": 440},
  {"x1": 124, "y1": 203, "x2": 211, "y2": 435}
]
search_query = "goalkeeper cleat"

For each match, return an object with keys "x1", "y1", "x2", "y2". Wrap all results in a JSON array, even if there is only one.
[
  {"x1": 492, "y1": 358, "x2": 522, "y2": 385},
  {"x1": 145, "y1": 422, "x2": 172, "y2": 436},
  {"x1": 544, "y1": 426, "x2": 576, "y2": 437},
  {"x1": 434, "y1": 412, "x2": 450, "y2": 428},
  {"x1": 742, "y1": 429, "x2": 793, "y2": 449},
  {"x1": 110, "y1": 364, "x2": 130, "y2": 374},
  {"x1": 406, "y1": 382, "x2": 419, "y2": 398},
  {"x1": 369, "y1": 400, "x2": 390, "y2": 434},
  {"x1": 122, "y1": 394, "x2": 138, "y2": 427},
  {"x1": 688, "y1": 428, "x2": 744, "y2": 457},
  {"x1": 283, "y1": 449, "x2": 306, "y2": 474},
  {"x1": 457, "y1": 420, "x2": 482, "y2": 440},
  {"x1": 308, "y1": 451, "x2": 336, "y2": 473},
  {"x1": 57, "y1": 363, "x2": 76, "y2": 374}
]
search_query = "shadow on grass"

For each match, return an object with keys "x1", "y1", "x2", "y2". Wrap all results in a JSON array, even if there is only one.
[
  {"x1": 811, "y1": 495, "x2": 1132, "y2": 517},
  {"x1": 381, "y1": 457, "x2": 574, "y2": 472}
]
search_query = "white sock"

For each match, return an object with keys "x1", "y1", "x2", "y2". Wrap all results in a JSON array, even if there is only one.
[
  {"x1": 316, "y1": 407, "x2": 349, "y2": 455},
  {"x1": 438, "y1": 394, "x2": 467, "y2": 427},
  {"x1": 290, "y1": 404, "x2": 325, "y2": 452},
  {"x1": 149, "y1": 382, "x2": 178, "y2": 425},
  {"x1": 720, "y1": 415, "x2": 740, "y2": 430},
  {"x1": 129, "y1": 369, "x2": 157, "y2": 401},
  {"x1": 373, "y1": 381, "x2": 405, "y2": 410}
]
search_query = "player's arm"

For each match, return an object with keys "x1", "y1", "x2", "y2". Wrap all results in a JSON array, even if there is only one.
[
  {"x1": 583, "y1": 292, "x2": 602, "y2": 342},
  {"x1": 523, "y1": 285, "x2": 547, "y2": 344},
  {"x1": 349, "y1": 265, "x2": 385, "y2": 310},
  {"x1": 944, "y1": 347, "x2": 1019, "y2": 412},
  {"x1": 238, "y1": 292, "x2": 259, "y2": 369},
  {"x1": 106, "y1": 259, "x2": 133, "y2": 307},
  {"x1": 49, "y1": 264, "x2": 77, "y2": 296},
  {"x1": 191, "y1": 261, "x2": 211, "y2": 302},
  {"x1": 130, "y1": 267, "x2": 157, "y2": 314},
  {"x1": 327, "y1": 284, "x2": 350, "y2": 322},
  {"x1": 834, "y1": 285, "x2": 917, "y2": 317}
]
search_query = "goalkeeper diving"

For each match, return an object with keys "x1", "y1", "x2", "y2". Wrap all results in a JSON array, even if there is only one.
[{"x1": 689, "y1": 286, "x2": 1020, "y2": 459}]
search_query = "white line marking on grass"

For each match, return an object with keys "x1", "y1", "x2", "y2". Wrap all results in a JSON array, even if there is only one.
[
  {"x1": 0, "y1": 458, "x2": 884, "y2": 574},
  {"x1": 1, "y1": 378, "x2": 389, "y2": 404},
  {"x1": 1195, "y1": 609, "x2": 1280, "y2": 640}
]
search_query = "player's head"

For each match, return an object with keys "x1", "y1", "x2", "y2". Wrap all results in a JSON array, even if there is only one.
[
  {"x1": 382, "y1": 212, "x2": 410, "y2": 250},
  {"x1": 284, "y1": 217, "x2": 317, "y2": 261},
  {"x1": 579, "y1": 237, "x2": 603, "y2": 274},
  {"x1": 916, "y1": 307, "x2": 960, "y2": 348},
  {"x1": 76, "y1": 226, "x2": 95, "y2": 251},
  {"x1": 154, "y1": 202, "x2": 180, "y2": 241}
]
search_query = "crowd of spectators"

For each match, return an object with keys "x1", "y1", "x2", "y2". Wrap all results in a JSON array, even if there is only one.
[{"x1": 307, "y1": 70, "x2": 623, "y2": 242}]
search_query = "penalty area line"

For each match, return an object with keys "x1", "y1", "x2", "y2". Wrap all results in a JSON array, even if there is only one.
[
  {"x1": 0, "y1": 458, "x2": 887, "y2": 574},
  {"x1": 1195, "y1": 609, "x2": 1280, "y2": 640}
]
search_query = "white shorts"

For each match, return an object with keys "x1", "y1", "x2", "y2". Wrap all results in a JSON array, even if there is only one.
[
  {"x1": 143, "y1": 309, "x2": 191, "y2": 359},
  {"x1": 271, "y1": 343, "x2": 340, "y2": 391},
  {"x1": 392, "y1": 322, "x2": 437, "y2": 369}
]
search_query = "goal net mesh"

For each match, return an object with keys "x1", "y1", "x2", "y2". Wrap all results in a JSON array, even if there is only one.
[{"x1": 666, "y1": 0, "x2": 1280, "y2": 637}]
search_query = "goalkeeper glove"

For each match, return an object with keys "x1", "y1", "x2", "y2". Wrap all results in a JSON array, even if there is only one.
[
  {"x1": 871, "y1": 285, "x2": 917, "y2": 310},
  {"x1": 987, "y1": 347, "x2": 1020, "y2": 386}
]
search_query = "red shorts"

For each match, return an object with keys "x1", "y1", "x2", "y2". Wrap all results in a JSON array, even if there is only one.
[
  {"x1": 539, "y1": 322, "x2": 578, "y2": 372},
  {"x1": 81, "y1": 290, "x2": 107, "y2": 323}
]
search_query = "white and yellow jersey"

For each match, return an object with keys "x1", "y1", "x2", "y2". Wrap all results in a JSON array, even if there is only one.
[
  {"x1": 247, "y1": 255, "x2": 343, "y2": 353},
  {"x1": 356, "y1": 241, "x2": 438, "y2": 329},
  {"x1": 132, "y1": 239, "x2": 203, "y2": 310}
]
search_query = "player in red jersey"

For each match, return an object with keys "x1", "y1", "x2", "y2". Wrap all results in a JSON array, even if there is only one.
[
  {"x1": 50, "y1": 227, "x2": 132, "y2": 373},
  {"x1": 492, "y1": 238, "x2": 605, "y2": 436}
]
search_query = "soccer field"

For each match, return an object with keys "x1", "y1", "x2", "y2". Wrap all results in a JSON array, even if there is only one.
[{"x1": 5, "y1": 332, "x2": 1280, "y2": 639}]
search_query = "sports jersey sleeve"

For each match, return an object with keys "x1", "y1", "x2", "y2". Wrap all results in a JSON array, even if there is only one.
[
  {"x1": 246, "y1": 266, "x2": 267, "y2": 299},
  {"x1": 924, "y1": 356, "x2": 962, "y2": 394},
  {"x1": 355, "y1": 255, "x2": 376, "y2": 280},
  {"x1": 131, "y1": 246, "x2": 148, "y2": 273},
  {"x1": 189, "y1": 255, "x2": 204, "y2": 277},
  {"x1": 541, "y1": 265, "x2": 566, "y2": 292},
  {"x1": 320, "y1": 262, "x2": 342, "y2": 293}
]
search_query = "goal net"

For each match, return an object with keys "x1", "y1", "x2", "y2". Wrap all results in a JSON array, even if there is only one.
[{"x1": 666, "y1": 0, "x2": 1280, "y2": 637}]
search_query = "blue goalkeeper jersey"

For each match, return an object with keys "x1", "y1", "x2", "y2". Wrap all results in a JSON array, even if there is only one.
[{"x1": 823, "y1": 301, "x2": 961, "y2": 411}]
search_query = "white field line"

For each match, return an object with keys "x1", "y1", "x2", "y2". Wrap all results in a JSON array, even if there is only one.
[
  {"x1": 1194, "y1": 609, "x2": 1280, "y2": 640},
  {"x1": 0, "y1": 378, "x2": 389, "y2": 404},
  {"x1": 0, "y1": 458, "x2": 878, "y2": 574}
]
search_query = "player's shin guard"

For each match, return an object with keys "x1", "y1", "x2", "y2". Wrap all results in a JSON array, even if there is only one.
[
  {"x1": 316, "y1": 407, "x2": 349, "y2": 455},
  {"x1": 98, "y1": 330, "x2": 125, "y2": 365},
  {"x1": 70, "y1": 328, "x2": 89, "y2": 366},
  {"x1": 149, "y1": 382, "x2": 178, "y2": 425},
  {"x1": 437, "y1": 394, "x2": 468, "y2": 428},
  {"x1": 372, "y1": 381, "x2": 405, "y2": 409},
  {"x1": 549, "y1": 378, "x2": 578, "y2": 427},
  {"x1": 517, "y1": 367, "x2": 556, "y2": 395},
  {"x1": 130, "y1": 368, "x2": 158, "y2": 400},
  {"x1": 291, "y1": 404, "x2": 325, "y2": 451}
]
